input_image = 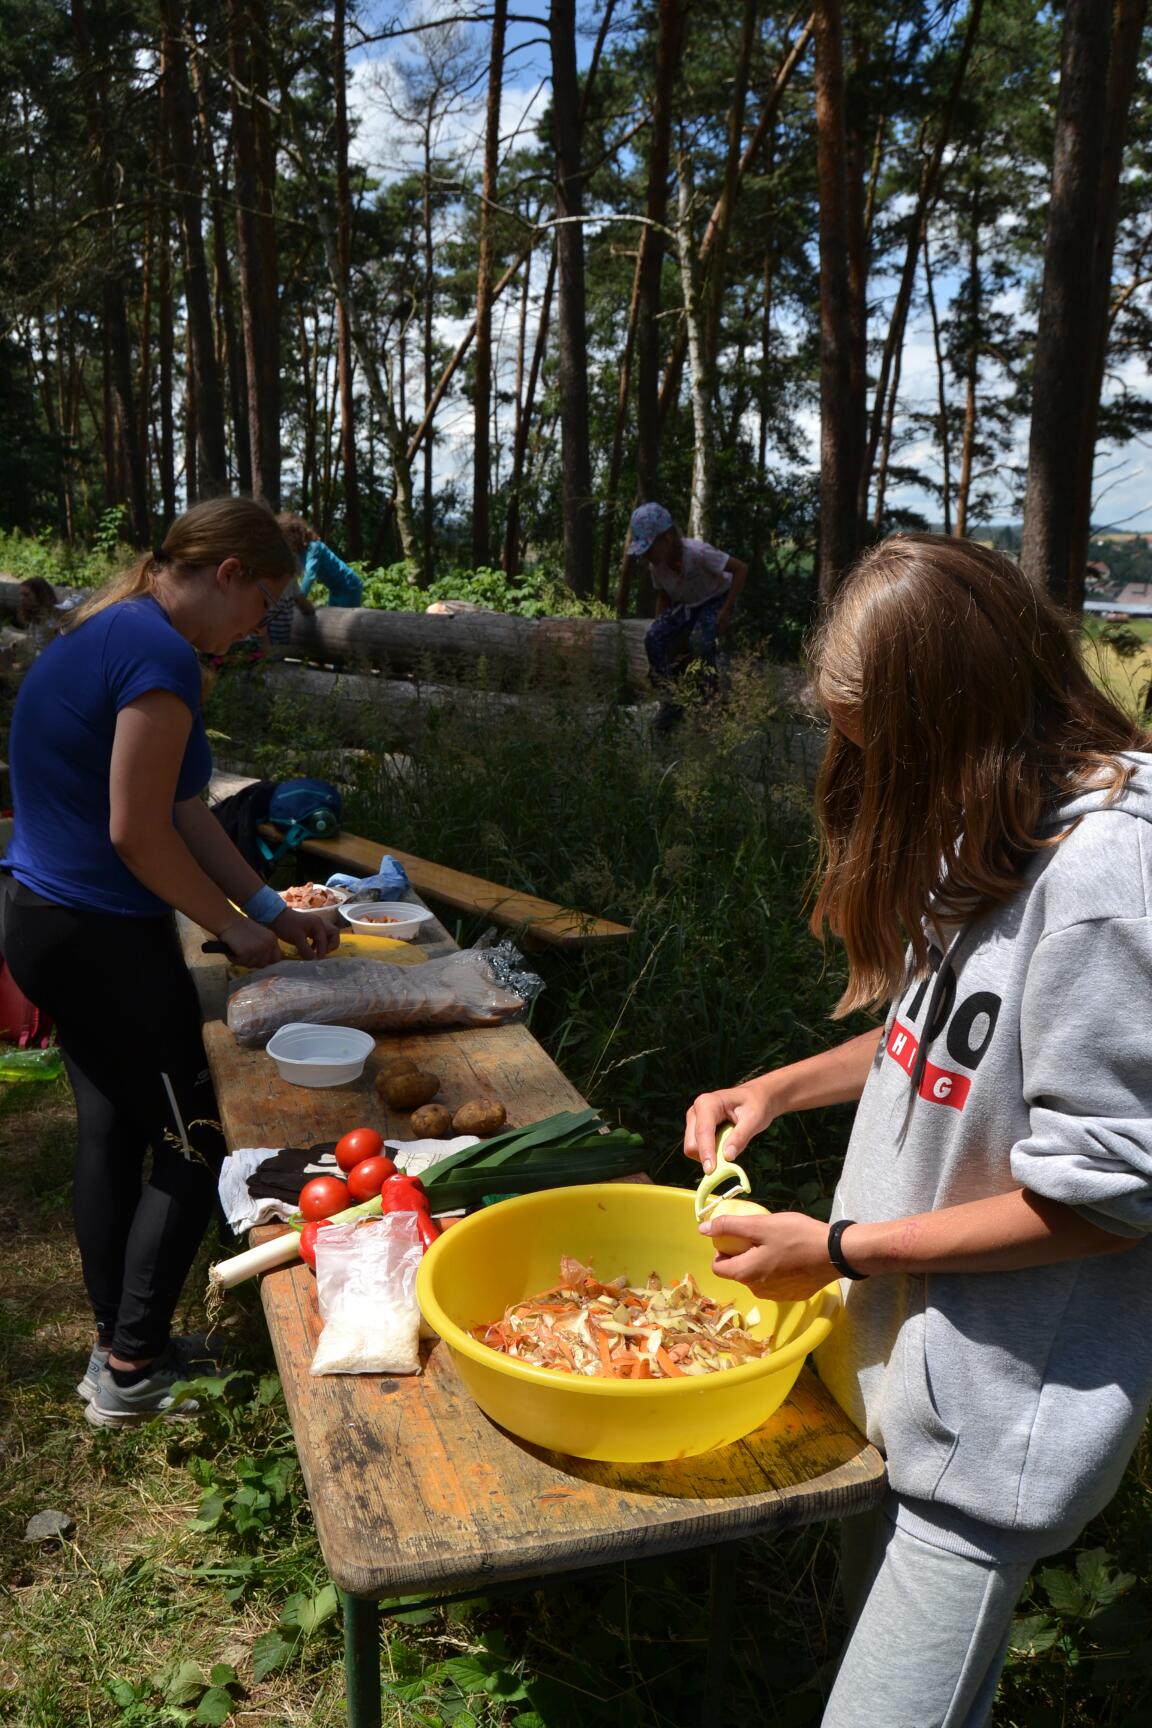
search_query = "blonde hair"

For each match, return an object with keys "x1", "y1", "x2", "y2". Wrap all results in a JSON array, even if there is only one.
[
  {"x1": 275, "y1": 511, "x2": 316, "y2": 558},
  {"x1": 70, "y1": 497, "x2": 296, "y2": 629},
  {"x1": 808, "y1": 533, "x2": 1150, "y2": 1015}
]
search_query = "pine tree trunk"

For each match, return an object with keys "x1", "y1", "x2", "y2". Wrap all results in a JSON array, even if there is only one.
[
  {"x1": 472, "y1": 0, "x2": 508, "y2": 568},
  {"x1": 229, "y1": 0, "x2": 280, "y2": 508},
  {"x1": 503, "y1": 250, "x2": 556, "y2": 579},
  {"x1": 163, "y1": 0, "x2": 228, "y2": 497},
  {"x1": 814, "y1": 0, "x2": 864, "y2": 601},
  {"x1": 676, "y1": 151, "x2": 714, "y2": 541},
  {"x1": 1020, "y1": 0, "x2": 1116, "y2": 603},
  {"x1": 333, "y1": 0, "x2": 361, "y2": 555},
  {"x1": 955, "y1": 201, "x2": 980, "y2": 542},
  {"x1": 922, "y1": 226, "x2": 951, "y2": 536},
  {"x1": 635, "y1": 0, "x2": 685, "y2": 505},
  {"x1": 549, "y1": 0, "x2": 595, "y2": 596}
]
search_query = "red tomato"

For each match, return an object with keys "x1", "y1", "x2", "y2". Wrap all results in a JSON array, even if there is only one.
[
  {"x1": 298, "y1": 1175, "x2": 349, "y2": 1221},
  {"x1": 379, "y1": 1174, "x2": 429, "y2": 1213},
  {"x1": 345, "y1": 1155, "x2": 395, "y2": 1201},
  {"x1": 298, "y1": 1217, "x2": 334, "y2": 1271},
  {"x1": 334, "y1": 1127, "x2": 385, "y2": 1173}
]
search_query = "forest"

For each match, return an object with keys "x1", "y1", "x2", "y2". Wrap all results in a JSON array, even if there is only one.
[{"x1": 2, "y1": 0, "x2": 1150, "y2": 627}]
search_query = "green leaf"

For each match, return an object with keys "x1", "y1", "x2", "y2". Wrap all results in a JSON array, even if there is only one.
[
  {"x1": 1075, "y1": 1546, "x2": 1136, "y2": 1611},
  {"x1": 194, "y1": 1687, "x2": 234, "y2": 1725},
  {"x1": 163, "y1": 1660, "x2": 208, "y2": 1706},
  {"x1": 382, "y1": 1678, "x2": 430, "y2": 1704},
  {"x1": 283, "y1": 1582, "x2": 339, "y2": 1638},
  {"x1": 251, "y1": 1630, "x2": 298, "y2": 1681},
  {"x1": 107, "y1": 1678, "x2": 146, "y2": 1708},
  {"x1": 188, "y1": 1492, "x2": 227, "y2": 1532},
  {"x1": 442, "y1": 1655, "x2": 502, "y2": 1693},
  {"x1": 1037, "y1": 1566, "x2": 1085, "y2": 1617},
  {"x1": 208, "y1": 1664, "x2": 238, "y2": 1689},
  {"x1": 1007, "y1": 1613, "x2": 1062, "y2": 1659}
]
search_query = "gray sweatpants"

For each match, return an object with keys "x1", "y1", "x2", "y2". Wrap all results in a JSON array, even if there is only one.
[{"x1": 821, "y1": 1504, "x2": 1034, "y2": 1728}]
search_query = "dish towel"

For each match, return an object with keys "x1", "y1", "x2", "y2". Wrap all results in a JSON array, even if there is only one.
[{"x1": 217, "y1": 1136, "x2": 480, "y2": 1234}]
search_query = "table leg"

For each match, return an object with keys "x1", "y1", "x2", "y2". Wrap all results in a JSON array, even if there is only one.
[
  {"x1": 701, "y1": 1545, "x2": 738, "y2": 1728},
  {"x1": 341, "y1": 1590, "x2": 381, "y2": 1728}
]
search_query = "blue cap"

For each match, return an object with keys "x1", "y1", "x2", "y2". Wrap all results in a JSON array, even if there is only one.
[{"x1": 626, "y1": 502, "x2": 674, "y2": 557}]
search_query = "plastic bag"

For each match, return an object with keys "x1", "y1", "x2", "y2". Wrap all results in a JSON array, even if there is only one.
[
  {"x1": 227, "y1": 941, "x2": 542, "y2": 1047},
  {"x1": 310, "y1": 1214, "x2": 423, "y2": 1376}
]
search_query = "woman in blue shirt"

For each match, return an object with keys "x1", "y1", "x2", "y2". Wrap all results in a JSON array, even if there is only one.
[
  {"x1": 276, "y1": 512, "x2": 364, "y2": 609},
  {"x1": 0, "y1": 497, "x2": 339, "y2": 1427}
]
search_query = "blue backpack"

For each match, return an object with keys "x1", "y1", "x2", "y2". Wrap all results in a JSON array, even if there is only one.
[{"x1": 258, "y1": 778, "x2": 343, "y2": 867}]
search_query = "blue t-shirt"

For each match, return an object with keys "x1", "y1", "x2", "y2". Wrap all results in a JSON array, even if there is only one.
[
  {"x1": 4, "y1": 595, "x2": 213, "y2": 916},
  {"x1": 299, "y1": 541, "x2": 363, "y2": 607}
]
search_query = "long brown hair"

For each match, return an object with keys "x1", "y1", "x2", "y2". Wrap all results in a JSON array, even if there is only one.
[
  {"x1": 69, "y1": 497, "x2": 296, "y2": 629},
  {"x1": 808, "y1": 533, "x2": 1150, "y2": 1015}
]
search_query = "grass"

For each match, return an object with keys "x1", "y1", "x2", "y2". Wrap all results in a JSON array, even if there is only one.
[{"x1": 2, "y1": 649, "x2": 1151, "y2": 1724}]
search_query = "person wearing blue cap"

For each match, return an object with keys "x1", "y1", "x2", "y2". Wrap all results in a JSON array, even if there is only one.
[{"x1": 626, "y1": 503, "x2": 748, "y2": 730}]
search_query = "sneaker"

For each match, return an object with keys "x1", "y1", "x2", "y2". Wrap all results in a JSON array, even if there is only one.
[
  {"x1": 83, "y1": 1346, "x2": 206, "y2": 1428},
  {"x1": 76, "y1": 1333, "x2": 219, "y2": 1404}
]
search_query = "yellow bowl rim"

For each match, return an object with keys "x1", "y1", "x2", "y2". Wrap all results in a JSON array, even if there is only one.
[{"x1": 416, "y1": 1183, "x2": 842, "y2": 1399}]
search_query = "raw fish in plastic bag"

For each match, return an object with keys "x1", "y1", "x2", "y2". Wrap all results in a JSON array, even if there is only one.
[
  {"x1": 226, "y1": 941, "x2": 542, "y2": 1047},
  {"x1": 310, "y1": 1214, "x2": 424, "y2": 1376}
]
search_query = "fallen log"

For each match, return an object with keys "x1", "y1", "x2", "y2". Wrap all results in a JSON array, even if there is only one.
[{"x1": 287, "y1": 605, "x2": 652, "y2": 696}]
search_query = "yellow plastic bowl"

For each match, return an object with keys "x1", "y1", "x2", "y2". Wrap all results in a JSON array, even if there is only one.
[{"x1": 416, "y1": 1184, "x2": 842, "y2": 1462}]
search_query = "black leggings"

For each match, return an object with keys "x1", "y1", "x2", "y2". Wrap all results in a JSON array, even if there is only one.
[{"x1": 1, "y1": 877, "x2": 227, "y2": 1358}]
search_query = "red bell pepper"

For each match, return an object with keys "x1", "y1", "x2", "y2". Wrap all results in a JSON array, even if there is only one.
[{"x1": 379, "y1": 1174, "x2": 430, "y2": 1214}]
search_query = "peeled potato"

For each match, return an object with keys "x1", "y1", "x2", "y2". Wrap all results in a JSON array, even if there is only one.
[
  {"x1": 377, "y1": 1069, "x2": 440, "y2": 1110},
  {"x1": 699, "y1": 1196, "x2": 770, "y2": 1256},
  {"x1": 410, "y1": 1103, "x2": 454, "y2": 1138},
  {"x1": 451, "y1": 1098, "x2": 507, "y2": 1137}
]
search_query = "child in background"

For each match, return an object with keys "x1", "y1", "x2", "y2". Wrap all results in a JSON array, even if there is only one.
[
  {"x1": 276, "y1": 513, "x2": 364, "y2": 617},
  {"x1": 626, "y1": 502, "x2": 748, "y2": 730}
]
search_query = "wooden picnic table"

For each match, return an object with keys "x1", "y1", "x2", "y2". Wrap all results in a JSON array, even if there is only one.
[{"x1": 180, "y1": 903, "x2": 885, "y2": 1728}]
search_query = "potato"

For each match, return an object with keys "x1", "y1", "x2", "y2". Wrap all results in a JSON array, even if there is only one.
[
  {"x1": 699, "y1": 1196, "x2": 770, "y2": 1257},
  {"x1": 378, "y1": 1055, "x2": 418, "y2": 1081},
  {"x1": 451, "y1": 1098, "x2": 507, "y2": 1138},
  {"x1": 410, "y1": 1103, "x2": 454, "y2": 1138},
  {"x1": 377, "y1": 1069, "x2": 440, "y2": 1110}
]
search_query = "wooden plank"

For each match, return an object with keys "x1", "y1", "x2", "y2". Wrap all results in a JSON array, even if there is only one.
[{"x1": 260, "y1": 825, "x2": 632, "y2": 948}]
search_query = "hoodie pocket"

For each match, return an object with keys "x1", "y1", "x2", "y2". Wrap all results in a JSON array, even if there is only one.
[{"x1": 882, "y1": 1278, "x2": 959, "y2": 1499}]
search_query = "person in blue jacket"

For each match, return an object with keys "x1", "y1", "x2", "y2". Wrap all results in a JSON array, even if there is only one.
[
  {"x1": 0, "y1": 497, "x2": 339, "y2": 1428},
  {"x1": 276, "y1": 513, "x2": 364, "y2": 618}
]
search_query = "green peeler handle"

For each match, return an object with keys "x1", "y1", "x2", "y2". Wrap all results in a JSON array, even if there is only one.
[{"x1": 693, "y1": 1123, "x2": 752, "y2": 1219}]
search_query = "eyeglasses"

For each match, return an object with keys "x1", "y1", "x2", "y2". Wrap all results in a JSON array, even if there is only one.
[{"x1": 253, "y1": 578, "x2": 278, "y2": 614}]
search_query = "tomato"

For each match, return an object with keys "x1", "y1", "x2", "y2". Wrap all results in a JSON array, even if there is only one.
[
  {"x1": 298, "y1": 1217, "x2": 334, "y2": 1271},
  {"x1": 334, "y1": 1127, "x2": 385, "y2": 1172},
  {"x1": 379, "y1": 1174, "x2": 429, "y2": 1213},
  {"x1": 345, "y1": 1155, "x2": 395, "y2": 1202},
  {"x1": 298, "y1": 1175, "x2": 349, "y2": 1220}
]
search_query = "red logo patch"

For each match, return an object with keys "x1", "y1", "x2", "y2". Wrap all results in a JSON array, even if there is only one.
[{"x1": 886, "y1": 1021, "x2": 971, "y2": 1110}]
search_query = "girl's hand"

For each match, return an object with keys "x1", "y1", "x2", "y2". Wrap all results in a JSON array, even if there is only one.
[
  {"x1": 684, "y1": 1079, "x2": 776, "y2": 1172},
  {"x1": 716, "y1": 606, "x2": 733, "y2": 634},
  {"x1": 271, "y1": 907, "x2": 341, "y2": 959},
  {"x1": 217, "y1": 917, "x2": 285, "y2": 970},
  {"x1": 699, "y1": 1209, "x2": 834, "y2": 1300}
]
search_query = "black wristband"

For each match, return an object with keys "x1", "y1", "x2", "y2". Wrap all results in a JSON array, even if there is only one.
[{"x1": 827, "y1": 1218, "x2": 869, "y2": 1281}]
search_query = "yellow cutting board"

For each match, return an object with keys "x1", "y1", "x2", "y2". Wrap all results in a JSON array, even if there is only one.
[{"x1": 226, "y1": 932, "x2": 427, "y2": 977}]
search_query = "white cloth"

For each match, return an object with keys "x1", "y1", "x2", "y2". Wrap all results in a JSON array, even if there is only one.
[{"x1": 217, "y1": 1135, "x2": 481, "y2": 1233}]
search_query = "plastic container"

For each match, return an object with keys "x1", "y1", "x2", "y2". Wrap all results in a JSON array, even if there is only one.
[
  {"x1": 276, "y1": 885, "x2": 349, "y2": 927},
  {"x1": 416, "y1": 1184, "x2": 842, "y2": 1462},
  {"x1": 339, "y1": 900, "x2": 435, "y2": 941},
  {"x1": 0, "y1": 1046, "x2": 63, "y2": 1082},
  {"x1": 264, "y1": 1022, "x2": 375, "y2": 1087}
]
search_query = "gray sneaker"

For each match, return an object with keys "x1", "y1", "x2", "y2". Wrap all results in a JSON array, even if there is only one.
[
  {"x1": 83, "y1": 1347, "x2": 203, "y2": 1428},
  {"x1": 77, "y1": 1333, "x2": 220, "y2": 1404}
]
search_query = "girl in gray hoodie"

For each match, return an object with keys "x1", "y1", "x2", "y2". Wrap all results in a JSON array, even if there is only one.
[{"x1": 686, "y1": 534, "x2": 1152, "y2": 1728}]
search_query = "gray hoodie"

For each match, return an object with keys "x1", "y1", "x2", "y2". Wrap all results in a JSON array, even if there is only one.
[{"x1": 816, "y1": 756, "x2": 1152, "y2": 1561}]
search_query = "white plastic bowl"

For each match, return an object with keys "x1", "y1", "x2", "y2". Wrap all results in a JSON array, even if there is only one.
[
  {"x1": 265, "y1": 1022, "x2": 375, "y2": 1087},
  {"x1": 338, "y1": 900, "x2": 436, "y2": 940},
  {"x1": 276, "y1": 884, "x2": 349, "y2": 927}
]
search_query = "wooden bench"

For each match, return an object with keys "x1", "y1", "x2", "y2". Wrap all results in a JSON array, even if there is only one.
[
  {"x1": 259, "y1": 822, "x2": 633, "y2": 949},
  {"x1": 180, "y1": 896, "x2": 884, "y2": 1728}
]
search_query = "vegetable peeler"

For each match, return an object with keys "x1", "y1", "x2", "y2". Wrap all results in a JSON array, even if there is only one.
[{"x1": 693, "y1": 1123, "x2": 752, "y2": 1220}]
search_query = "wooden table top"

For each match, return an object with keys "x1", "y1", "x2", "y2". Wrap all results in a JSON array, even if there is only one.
[{"x1": 181, "y1": 914, "x2": 886, "y2": 1601}]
